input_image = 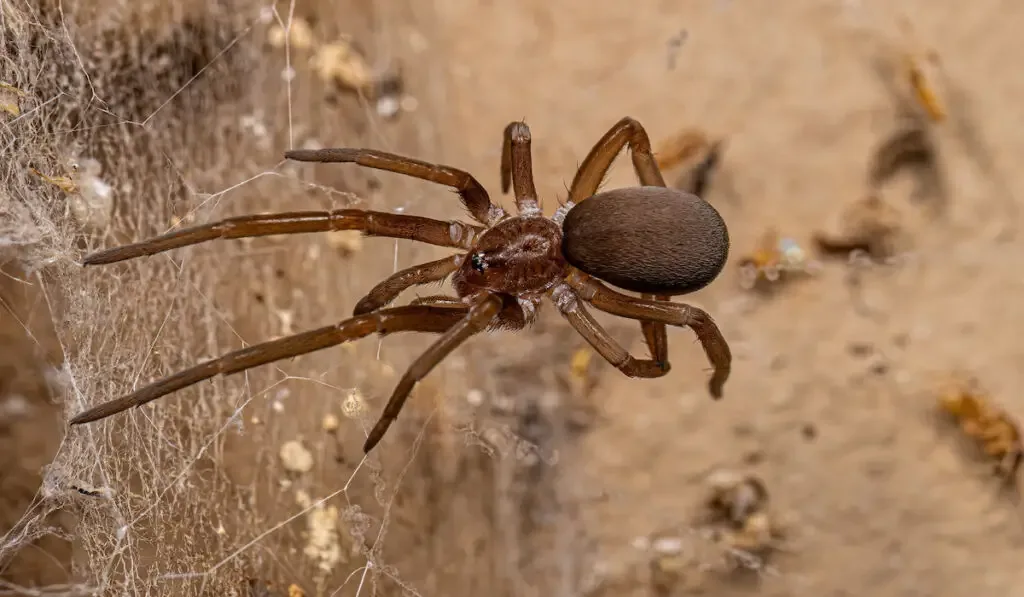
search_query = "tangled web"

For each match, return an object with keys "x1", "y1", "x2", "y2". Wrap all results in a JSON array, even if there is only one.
[{"x1": 0, "y1": 0, "x2": 542, "y2": 594}]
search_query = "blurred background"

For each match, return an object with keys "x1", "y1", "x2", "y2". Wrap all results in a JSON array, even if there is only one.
[{"x1": 3, "y1": 0, "x2": 1024, "y2": 595}]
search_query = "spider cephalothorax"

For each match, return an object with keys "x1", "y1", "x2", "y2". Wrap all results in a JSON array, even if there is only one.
[
  {"x1": 454, "y1": 215, "x2": 567, "y2": 298},
  {"x1": 69, "y1": 117, "x2": 732, "y2": 454}
]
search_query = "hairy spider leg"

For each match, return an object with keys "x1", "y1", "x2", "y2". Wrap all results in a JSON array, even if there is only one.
[
  {"x1": 565, "y1": 269, "x2": 731, "y2": 398},
  {"x1": 500, "y1": 121, "x2": 542, "y2": 215},
  {"x1": 362, "y1": 294, "x2": 502, "y2": 453},
  {"x1": 548, "y1": 282, "x2": 669, "y2": 379},
  {"x1": 82, "y1": 211, "x2": 483, "y2": 265},
  {"x1": 285, "y1": 147, "x2": 507, "y2": 226},
  {"x1": 68, "y1": 305, "x2": 469, "y2": 426}
]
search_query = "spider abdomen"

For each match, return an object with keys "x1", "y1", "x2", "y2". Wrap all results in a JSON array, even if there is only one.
[{"x1": 561, "y1": 187, "x2": 730, "y2": 295}]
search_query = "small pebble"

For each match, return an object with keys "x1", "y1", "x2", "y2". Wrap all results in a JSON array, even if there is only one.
[
  {"x1": 652, "y1": 536, "x2": 685, "y2": 555},
  {"x1": 847, "y1": 341, "x2": 873, "y2": 357},
  {"x1": 466, "y1": 389, "x2": 485, "y2": 406},
  {"x1": 631, "y1": 535, "x2": 651, "y2": 550},
  {"x1": 376, "y1": 96, "x2": 400, "y2": 119}
]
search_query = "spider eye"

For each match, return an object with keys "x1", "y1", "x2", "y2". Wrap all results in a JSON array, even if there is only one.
[{"x1": 470, "y1": 252, "x2": 486, "y2": 273}]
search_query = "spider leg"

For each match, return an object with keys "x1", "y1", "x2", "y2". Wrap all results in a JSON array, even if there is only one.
[
  {"x1": 636, "y1": 297, "x2": 670, "y2": 373},
  {"x1": 567, "y1": 116, "x2": 666, "y2": 203},
  {"x1": 409, "y1": 295, "x2": 529, "y2": 330},
  {"x1": 353, "y1": 255, "x2": 462, "y2": 315},
  {"x1": 363, "y1": 293, "x2": 503, "y2": 453},
  {"x1": 408, "y1": 295, "x2": 466, "y2": 308},
  {"x1": 565, "y1": 269, "x2": 731, "y2": 399},
  {"x1": 82, "y1": 210, "x2": 483, "y2": 265},
  {"x1": 67, "y1": 305, "x2": 470, "y2": 426},
  {"x1": 500, "y1": 121, "x2": 541, "y2": 215},
  {"x1": 548, "y1": 285, "x2": 668, "y2": 378},
  {"x1": 285, "y1": 148, "x2": 507, "y2": 226},
  {"x1": 566, "y1": 116, "x2": 674, "y2": 366}
]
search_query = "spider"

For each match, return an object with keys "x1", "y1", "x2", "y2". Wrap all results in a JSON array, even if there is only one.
[{"x1": 68, "y1": 117, "x2": 733, "y2": 454}]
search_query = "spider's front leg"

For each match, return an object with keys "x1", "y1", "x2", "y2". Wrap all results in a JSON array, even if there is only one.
[
  {"x1": 565, "y1": 270, "x2": 731, "y2": 399},
  {"x1": 499, "y1": 121, "x2": 541, "y2": 215}
]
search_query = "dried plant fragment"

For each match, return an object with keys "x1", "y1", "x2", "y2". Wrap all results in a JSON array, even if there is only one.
[
  {"x1": 655, "y1": 128, "x2": 712, "y2": 172},
  {"x1": 268, "y1": 17, "x2": 316, "y2": 51},
  {"x1": 868, "y1": 119, "x2": 948, "y2": 214},
  {"x1": 644, "y1": 470, "x2": 788, "y2": 593},
  {"x1": 29, "y1": 167, "x2": 78, "y2": 195},
  {"x1": 938, "y1": 373, "x2": 1023, "y2": 496},
  {"x1": 312, "y1": 38, "x2": 374, "y2": 91},
  {"x1": 813, "y1": 194, "x2": 905, "y2": 262},
  {"x1": 737, "y1": 228, "x2": 819, "y2": 292},
  {"x1": 698, "y1": 469, "x2": 787, "y2": 571},
  {"x1": 312, "y1": 37, "x2": 406, "y2": 119},
  {"x1": 863, "y1": 18, "x2": 952, "y2": 215},
  {"x1": 704, "y1": 469, "x2": 770, "y2": 524},
  {"x1": 897, "y1": 16, "x2": 947, "y2": 123},
  {"x1": 0, "y1": 82, "x2": 25, "y2": 117},
  {"x1": 684, "y1": 140, "x2": 725, "y2": 198},
  {"x1": 247, "y1": 579, "x2": 281, "y2": 597},
  {"x1": 265, "y1": 18, "x2": 412, "y2": 120},
  {"x1": 648, "y1": 534, "x2": 704, "y2": 596},
  {"x1": 905, "y1": 52, "x2": 946, "y2": 123},
  {"x1": 246, "y1": 579, "x2": 306, "y2": 597},
  {"x1": 31, "y1": 157, "x2": 114, "y2": 230},
  {"x1": 655, "y1": 128, "x2": 725, "y2": 198},
  {"x1": 869, "y1": 123, "x2": 935, "y2": 187}
]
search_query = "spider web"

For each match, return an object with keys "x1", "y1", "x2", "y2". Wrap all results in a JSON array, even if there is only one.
[
  {"x1": 0, "y1": 0, "x2": 574, "y2": 594},
  {"x1": 11, "y1": 1, "x2": 1022, "y2": 594}
]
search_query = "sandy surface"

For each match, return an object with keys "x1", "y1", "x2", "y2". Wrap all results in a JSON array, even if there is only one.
[
  {"x1": 4, "y1": 0, "x2": 1024, "y2": 595},
  {"x1": 425, "y1": 1, "x2": 1024, "y2": 595}
]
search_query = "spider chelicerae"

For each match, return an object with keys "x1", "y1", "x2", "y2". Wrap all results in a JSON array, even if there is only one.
[{"x1": 69, "y1": 117, "x2": 733, "y2": 454}]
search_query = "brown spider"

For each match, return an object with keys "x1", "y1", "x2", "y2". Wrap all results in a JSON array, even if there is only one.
[{"x1": 68, "y1": 117, "x2": 733, "y2": 454}]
